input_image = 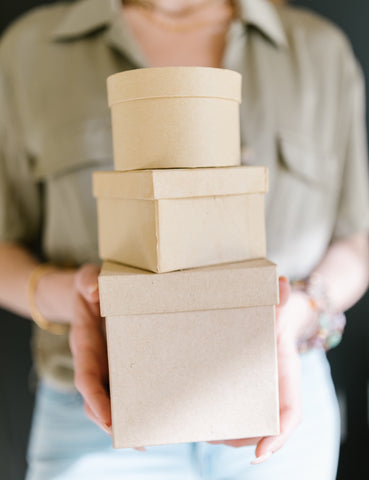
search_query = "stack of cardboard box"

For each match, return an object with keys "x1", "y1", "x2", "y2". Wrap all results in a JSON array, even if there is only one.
[{"x1": 93, "y1": 67, "x2": 279, "y2": 449}]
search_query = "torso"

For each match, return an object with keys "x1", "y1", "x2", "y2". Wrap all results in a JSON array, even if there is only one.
[{"x1": 3, "y1": 0, "x2": 367, "y2": 388}]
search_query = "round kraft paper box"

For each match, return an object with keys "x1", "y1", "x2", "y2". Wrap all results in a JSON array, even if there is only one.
[{"x1": 107, "y1": 67, "x2": 242, "y2": 171}]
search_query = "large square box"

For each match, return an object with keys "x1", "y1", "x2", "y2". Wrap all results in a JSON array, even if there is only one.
[
  {"x1": 93, "y1": 166, "x2": 268, "y2": 273},
  {"x1": 99, "y1": 258, "x2": 280, "y2": 448}
]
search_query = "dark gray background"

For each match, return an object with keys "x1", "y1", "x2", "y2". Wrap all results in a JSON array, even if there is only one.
[{"x1": 0, "y1": 1, "x2": 368, "y2": 479}]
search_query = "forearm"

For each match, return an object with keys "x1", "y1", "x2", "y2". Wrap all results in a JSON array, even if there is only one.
[
  {"x1": 313, "y1": 233, "x2": 369, "y2": 312},
  {"x1": 0, "y1": 242, "x2": 76, "y2": 323},
  {"x1": 0, "y1": 242, "x2": 39, "y2": 317}
]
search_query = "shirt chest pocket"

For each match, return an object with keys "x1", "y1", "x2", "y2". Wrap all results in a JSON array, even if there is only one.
[
  {"x1": 33, "y1": 117, "x2": 113, "y2": 265},
  {"x1": 273, "y1": 130, "x2": 342, "y2": 228},
  {"x1": 34, "y1": 117, "x2": 113, "y2": 179},
  {"x1": 277, "y1": 131, "x2": 340, "y2": 189},
  {"x1": 266, "y1": 131, "x2": 342, "y2": 279}
]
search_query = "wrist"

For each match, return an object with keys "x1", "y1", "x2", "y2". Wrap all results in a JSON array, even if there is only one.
[
  {"x1": 293, "y1": 274, "x2": 346, "y2": 352},
  {"x1": 34, "y1": 266, "x2": 76, "y2": 325},
  {"x1": 277, "y1": 289, "x2": 318, "y2": 349}
]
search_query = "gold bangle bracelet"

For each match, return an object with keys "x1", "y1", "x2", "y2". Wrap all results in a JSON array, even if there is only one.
[{"x1": 27, "y1": 263, "x2": 70, "y2": 335}]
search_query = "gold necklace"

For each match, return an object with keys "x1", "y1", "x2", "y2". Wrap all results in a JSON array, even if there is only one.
[{"x1": 123, "y1": 0, "x2": 227, "y2": 18}]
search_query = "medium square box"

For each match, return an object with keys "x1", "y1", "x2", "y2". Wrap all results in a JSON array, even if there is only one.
[
  {"x1": 99, "y1": 258, "x2": 280, "y2": 448},
  {"x1": 93, "y1": 166, "x2": 268, "y2": 273}
]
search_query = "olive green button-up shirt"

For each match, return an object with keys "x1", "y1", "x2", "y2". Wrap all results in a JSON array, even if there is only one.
[{"x1": 1, "y1": 0, "x2": 369, "y2": 389}]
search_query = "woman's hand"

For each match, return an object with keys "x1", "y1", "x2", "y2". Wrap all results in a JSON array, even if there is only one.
[
  {"x1": 252, "y1": 277, "x2": 303, "y2": 463},
  {"x1": 32, "y1": 261, "x2": 111, "y2": 433},
  {"x1": 209, "y1": 277, "x2": 303, "y2": 464},
  {"x1": 68, "y1": 264, "x2": 112, "y2": 435}
]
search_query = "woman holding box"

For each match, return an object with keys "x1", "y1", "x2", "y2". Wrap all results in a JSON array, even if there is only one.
[{"x1": 0, "y1": 0, "x2": 368, "y2": 478}]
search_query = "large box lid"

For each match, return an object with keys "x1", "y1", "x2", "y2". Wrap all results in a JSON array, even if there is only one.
[
  {"x1": 99, "y1": 258, "x2": 279, "y2": 316},
  {"x1": 93, "y1": 166, "x2": 268, "y2": 200}
]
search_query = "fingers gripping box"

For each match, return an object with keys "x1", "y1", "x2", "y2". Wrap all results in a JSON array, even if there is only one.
[{"x1": 98, "y1": 258, "x2": 280, "y2": 448}]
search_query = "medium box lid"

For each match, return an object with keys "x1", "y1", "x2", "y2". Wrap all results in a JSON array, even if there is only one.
[
  {"x1": 99, "y1": 258, "x2": 279, "y2": 316},
  {"x1": 107, "y1": 67, "x2": 241, "y2": 106},
  {"x1": 93, "y1": 166, "x2": 268, "y2": 200}
]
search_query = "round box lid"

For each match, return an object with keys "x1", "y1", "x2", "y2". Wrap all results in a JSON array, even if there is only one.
[{"x1": 107, "y1": 67, "x2": 241, "y2": 106}]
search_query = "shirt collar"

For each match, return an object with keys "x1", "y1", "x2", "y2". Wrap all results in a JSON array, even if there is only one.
[
  {"x1": 51, "y1": 0, "x2": 117, "y2": 40},
  {"x1": 51, "y1": 0, "x2": 287, "y2": 48},
  {"x1": 237, "y1": 0, "x2": 288, "y2": 48}
]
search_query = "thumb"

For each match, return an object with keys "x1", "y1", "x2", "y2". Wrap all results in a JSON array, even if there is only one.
[
  {"x1": 75, "y1": 264, "x2": 101, "y2": 302},
  {"x1": 278, "y1": 276, "x2": 290, "y2": 307}
]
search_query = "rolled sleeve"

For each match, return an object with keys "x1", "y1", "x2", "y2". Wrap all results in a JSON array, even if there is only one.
[
  {"x1": 332, "y1": 59, "x2": 369, "y2": 240},
  {"x1": 0, "y1": 60, "x2": 41, "y2": 245}
]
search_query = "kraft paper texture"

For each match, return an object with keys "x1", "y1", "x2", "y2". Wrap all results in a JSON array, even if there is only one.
[
  {"x1": 94, "y1": 167, "x2": 268, "y2": 273},
  {"x1": 100, "y1": 259, "x2": 279, "y2": 448},
  {"x1": 99, "y1": 258, "x2": 279, "y2": 316},
  {"x1": 107, "y1": 67, "x2": 242, "y2": 171},
  {"x1": 106, "y1": 306, "x2": 279, "y2": 448},
  {"x1": 107, "y1": 67, "x2": 241, "y2": 105}
]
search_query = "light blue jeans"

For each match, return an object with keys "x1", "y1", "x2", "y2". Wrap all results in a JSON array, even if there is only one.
[{"x1": 26, "y1": 350, "x2": 340, "y2": 480}]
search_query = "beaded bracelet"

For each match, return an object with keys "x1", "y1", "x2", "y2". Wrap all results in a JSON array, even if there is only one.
[
  {"x1": 293, "y1": 273, "x2": 346, "y2": 353},
  {"x1": 27, "y1": 263, "x2": 70, "y2": 335}
]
